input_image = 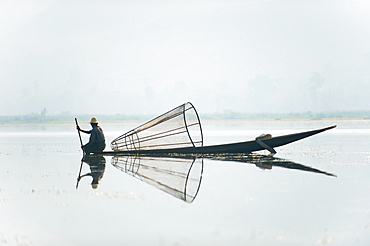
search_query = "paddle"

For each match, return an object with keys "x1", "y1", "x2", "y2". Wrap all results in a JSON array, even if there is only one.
[
  {"x1": 75, "y1": 118, "x2": 83, "y2": 149},
  {"x1": 75, "y1": 118, "x2": 84, "y2": 189}
]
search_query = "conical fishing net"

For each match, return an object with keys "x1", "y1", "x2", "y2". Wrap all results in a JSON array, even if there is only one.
[
  {"x1": 111, "y1": 102, "x2": 203, "y2": 151},
  {"x1": 111, "y1": 155, "x2": 203, "y2": 202}
]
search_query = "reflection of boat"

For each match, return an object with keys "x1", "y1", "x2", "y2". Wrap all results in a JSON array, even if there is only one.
[
  {"x1": 201, "y1": 154, "x2": 336, "y2": 177},
  {"x1": 97, "y1": 102, "x2": 336, "y2": 155},
  {"x1": 111, "y1": 155, "x2": 203, "y2": 203},
  {"x1": 110, "y1": 153, "x2": 334, "y2": 203}
]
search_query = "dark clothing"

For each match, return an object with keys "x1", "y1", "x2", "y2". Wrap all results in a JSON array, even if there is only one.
[
  {"x1": 89, "y1": 125, "x2": 105, "y2": 143},
  {"x1": 83, "y1": 125, "x2": 106, "y2": 154},
  {"x1": 84, "y1": 141, "x2": 106, "y2": 155}
]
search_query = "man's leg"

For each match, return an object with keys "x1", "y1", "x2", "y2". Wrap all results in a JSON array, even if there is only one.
[{"x1": 83, "y1": 143, "x2": 94, "y2": 155}]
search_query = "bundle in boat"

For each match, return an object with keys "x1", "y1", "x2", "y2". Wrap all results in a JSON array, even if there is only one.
[
  {"x1": 111, "y1": 155, "x2": 203, "y2": 203},
  {"x1": 111, "y1": 102, "x2": 203, "y2": 152}
]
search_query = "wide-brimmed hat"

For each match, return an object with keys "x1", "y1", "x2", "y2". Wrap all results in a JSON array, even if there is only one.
[{"x1": 90, "y1": 117, "x2": 99, "y2": 124}]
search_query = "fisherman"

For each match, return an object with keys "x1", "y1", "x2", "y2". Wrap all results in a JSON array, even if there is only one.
[{"x1": 77, "y1": 117, "x2": 106, "y2": 155}]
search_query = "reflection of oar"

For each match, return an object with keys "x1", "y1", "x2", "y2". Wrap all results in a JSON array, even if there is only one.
[{"x1": 76, "y1": 158, "x2": 84, "y2": 189}]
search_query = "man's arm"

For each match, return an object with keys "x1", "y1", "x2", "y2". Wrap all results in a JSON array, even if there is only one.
[{"x1": 77, "y1": 126, "x2": 91, "y2": 134}]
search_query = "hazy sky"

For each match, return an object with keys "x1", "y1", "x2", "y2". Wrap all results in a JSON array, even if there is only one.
[{"x1": 1, "y1": 0, "x2": 370, "y2": 115}]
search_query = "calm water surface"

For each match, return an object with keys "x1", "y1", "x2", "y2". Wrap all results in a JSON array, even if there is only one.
[{"x1": 0, "y1": 120, "x2": 369, "y2": 246}]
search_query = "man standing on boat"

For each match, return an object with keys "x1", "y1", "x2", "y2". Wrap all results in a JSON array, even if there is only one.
[{"x1": 77, "y1": 117, "x2": 106, "y2": 155}]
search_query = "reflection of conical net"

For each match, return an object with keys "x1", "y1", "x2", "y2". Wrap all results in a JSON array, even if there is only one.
[
  {"x1": 110, "y1": 102, "x2": 203, "y2": 151},
  {"x1": 111, "y1": 156, "x2": 203, "y2": 203}
]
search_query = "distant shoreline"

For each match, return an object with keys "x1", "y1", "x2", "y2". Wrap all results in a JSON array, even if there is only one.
[{"x1": 1, "y1": 111, "x2": 369, "y2": 124}]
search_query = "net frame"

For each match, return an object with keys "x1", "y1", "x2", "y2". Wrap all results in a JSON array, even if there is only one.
[{"x1": 111, "y1": 102, "x2": 203, "y2": 151}]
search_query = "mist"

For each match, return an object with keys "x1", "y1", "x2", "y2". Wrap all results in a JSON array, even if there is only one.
[{"x1": 1, "y1": 0, "x2": 370, "y2": 116}]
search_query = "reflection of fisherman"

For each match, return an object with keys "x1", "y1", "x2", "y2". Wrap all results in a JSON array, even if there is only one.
[
  {"x1": 77, "y1": 117, "x2": 106, "y2": 155},
  {"x1": 78, "y1": 156, "x2": 106, "y2": 189}
]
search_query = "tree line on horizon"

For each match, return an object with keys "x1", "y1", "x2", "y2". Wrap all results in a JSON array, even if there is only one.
[{"x1": 1, "y1": 110, "x2": 369, "y2": 124}]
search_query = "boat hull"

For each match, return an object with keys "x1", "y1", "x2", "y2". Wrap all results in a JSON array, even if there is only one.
[{"x1": 96, "y1": 125, "x2": 336, "y2": 156}]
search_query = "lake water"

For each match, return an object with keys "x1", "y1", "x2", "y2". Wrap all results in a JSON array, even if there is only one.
[{"x1": 0, "y1": 120, "x2": 370, "y2": 246}]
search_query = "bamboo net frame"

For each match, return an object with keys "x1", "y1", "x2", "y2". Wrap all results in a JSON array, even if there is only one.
[{"x1": 110, "y1": 102, "x2": 203, "y2": 151}]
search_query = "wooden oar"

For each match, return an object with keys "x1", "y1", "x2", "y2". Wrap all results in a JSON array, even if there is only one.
[
  {"x1": 75, "y1": 118, "x2": 84, "y2": 189},
  {"x1": 75, "y1": 118, "x2": 83, "y2": 148}
]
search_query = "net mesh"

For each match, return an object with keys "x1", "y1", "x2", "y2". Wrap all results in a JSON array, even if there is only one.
[
  {"x1": 111, "y1": 155, "x2": 203, "y2": 202},
  {"x1": 110, "y1": 102, "x2": 203, "y2": 151}
]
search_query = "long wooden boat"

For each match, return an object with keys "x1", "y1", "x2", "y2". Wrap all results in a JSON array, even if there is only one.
[{"x1": 97, "y1": 125, "x2": 336, "y2": 156}]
